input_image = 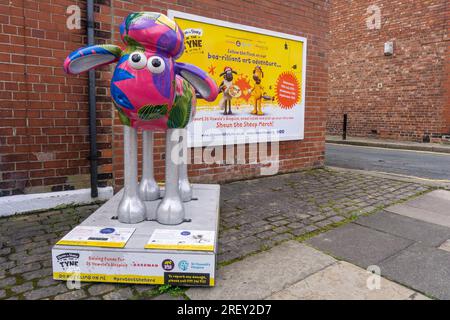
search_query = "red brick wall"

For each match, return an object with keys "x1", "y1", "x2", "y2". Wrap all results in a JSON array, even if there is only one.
[
  {"x1": 327, "y1": 0, "x2": 449, "y2": 141},
  {"x1": 0, "y1": 0, "x2": 329, "y2": 196}
]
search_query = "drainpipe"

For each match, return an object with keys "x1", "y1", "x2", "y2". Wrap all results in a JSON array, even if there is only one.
[{"x1": 87, "y1": 0, "x2": 98, "y2": 197}]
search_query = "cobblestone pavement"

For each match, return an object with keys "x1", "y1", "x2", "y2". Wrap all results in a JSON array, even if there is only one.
[{"x1": 0, "y1": 168, "x2": 431, "y2": 300}]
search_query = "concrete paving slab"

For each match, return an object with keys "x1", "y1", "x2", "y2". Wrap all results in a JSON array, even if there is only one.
[
  {"x1": 403, "y1": 190, "x2": 450, "y2": 213},
  {"x1": 185, "y1": 241, "x2": 336, "y2": 300},
  {"x1": 266, "y1": 261, "x2": 428, "y2": 300},
  {"x1": 379, "y1": 243, "x2": 450, "y2": 300},
  {"x1": 438, "y1": 239, "x2": 450, "y2": 253},
  {"x1": 355, "y1": 211, "x2": 450, "y2": 246},
  {"x1": 387, "y1": 204, "x2": 450, "y2": 228},
  {"x1": 386, "y1": 190, "x2": 450, "y2": 228},
  {"x1": 307, "y1": 223, "x2": 413, "y2": 268}
]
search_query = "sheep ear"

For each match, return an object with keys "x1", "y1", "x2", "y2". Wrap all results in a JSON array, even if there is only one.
[
  {"x1": 64, "y1": 45, "x2": 122, "y2": 74},
  {"x1": 175, "y1": 62, "x2": 218, "y2": 102}
]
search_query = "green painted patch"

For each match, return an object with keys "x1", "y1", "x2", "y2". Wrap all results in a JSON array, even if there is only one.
[
  {"x1": 138, "y1": 104, "x2": 168, "y2": 120},
  {"x1": 168, "y1": 80, "x2": 194, "y2": 128},
  {"x1": 123, "y1": 36, "x2": 145, "y2": 53},
  {"x1": 167, "y1": 106, "x2": 187, "y2": 128},
  {"x1": 116, "y1": 107, "x2": 131, "y2": 126}
]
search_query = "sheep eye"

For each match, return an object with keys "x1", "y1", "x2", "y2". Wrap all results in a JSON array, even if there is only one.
[
  {"x1": 147, "y1": 56, "x2": 165, "y2": 74},
  {"x1": 128, "y1": 52, "x2": 147, "y2": 69},
  {"x1": 131, "y1": 54, "x2": 141, "y2": 62}
]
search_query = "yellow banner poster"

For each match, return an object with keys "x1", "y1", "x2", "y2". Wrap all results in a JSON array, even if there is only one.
[{"x1": 168, "y1": 11, "x2": 307, "y2": 147}]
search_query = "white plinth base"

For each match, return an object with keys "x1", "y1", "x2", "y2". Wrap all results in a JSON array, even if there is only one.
[{"x1": 52, "y1": 184, "x2": 220, "y2": 287}]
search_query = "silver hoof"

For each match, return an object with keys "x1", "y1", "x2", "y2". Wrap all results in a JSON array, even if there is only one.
[
  {"x1": 140, "y1": 181, "x2": 160, "y2": 221},
  {"x1": 139, "y1": 179, "x2": 160, "y2": 201},
  {"x1": 179, "y1": 178, "x2": 193, "y2": 202},
  {"x1": 156, "y1": 196, "x2": 185, "y2": 225},
  {"x1": 117, "y1": 195, "x2": 146, "y2": 224}
]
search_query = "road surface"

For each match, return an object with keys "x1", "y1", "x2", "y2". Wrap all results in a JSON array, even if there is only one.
[{"x1": 326, "y1": 143, "x2": 450, "y2": 181}]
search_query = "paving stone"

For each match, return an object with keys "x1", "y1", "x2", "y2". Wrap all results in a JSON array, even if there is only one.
[
  {"x1": 88, "y1": 283, "x2": 116, "y2": 296},
  {"x1": 315, "y1": 219, "x2": 335, "y2": 228},
  {"x1": 287, "y1": 222, "x2": 304, "y2": 229},
  {"x1": 0, "y1": 260, "x2": 16, "y2": 271},
  {"x1": 0, "y1": 277, "x2": 16, "y2": 288},
  {"x1": 102, "y1": 288, "x2": 134, "y2": 300},
  {"x1": 37, "y1": 276, "x2": 58, "y2": 287},
  {"x1": 307, "y1": 223, "x2": 413, "y2": 268},
  {"x1": 0, "y1": 289, "x2": 6, "y2": 299},
  {"x1": 310, "y1": 215, "x2": 327, "y2": 223},
  {"x1": 0, "y1": 247, "x2": 11, "y2": 256},
  {"x1": 22, "y1": 268, "x2": 52, "y2": 281},
  {"x1": 54, "y1": 289, "x2": 87, "y2": 300},
  {"x1": 9, "y1": 262, "x2": 41, "y2": 275},
  {"x1": 438, "y1": 239, "x2": 450, "y2": 252},
  {"x1": 403, "y1": 190, "x2": 450, "y2": 213},
  {"x1": 270, "y1": 233, "x2": 294, "y2": 243},
  {"x1": 133, "y1": 284, "x2": 156, "y2": 294},
  {"x1": 356, "y1": 211, "x2": 450, "y2": 246},
  {"x1": 271, "y1": 220, "x2": 289, "y2": 227},
  {"x1": 186, "y1": 241, "x2": 335, "y2": 300},
  {"x1": 255, "y1": 230, "x2": 277, "y2": 239},
  {"x1": 386, "y1": 190, "x2": 450, "y2": 228},
  {"x1": 328, "y1": 216, "x2": 345, "y2": 223},
  {"x1": 267, "y1": 261, "x2": 426, "y2": 300},
  {"x1": 13, "y1": 240, "x2": 49, "y2": 253},
  {"x1": 379, "y1": 243, "x2": 450, "y2": 300},
  {"x1": 272, "y1": 226, "x2": 290, "y2": 234},
  {"x1": 218, "y1": 251, "x2": 242, "y2": 264},
  {"x1": 11, "y1": 282, "x2": 34, "y2": 294},
  {"x1": 24, "y1": 283, "x2": 68, "y2": 300},
  {"x1": 291, "y1": 228, "x2": 309, "y2": 237}
]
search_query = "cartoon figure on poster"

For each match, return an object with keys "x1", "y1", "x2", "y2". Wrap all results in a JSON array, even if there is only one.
[
  {"x1": 248, "y1": 66, "x2": 272, "y2": 115},
  {"x1": 218, "y1": 67, "x2": 241, "y2": 115},
  {"x1": 63, "y1": 12, "x2": 218, "y2": 225}
]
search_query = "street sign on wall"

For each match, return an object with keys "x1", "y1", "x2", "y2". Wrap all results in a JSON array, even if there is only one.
[{"x1": 168, "y1": 10, "x2": 307, "y2": 147}]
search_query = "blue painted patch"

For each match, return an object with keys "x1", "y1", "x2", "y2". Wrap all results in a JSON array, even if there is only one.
[
  {"x1": 111, "y1": 82, "x2": 134, "y2": 110},
  {"x1": 110, "y1": 56, "x2": 135, "y2": 110}
]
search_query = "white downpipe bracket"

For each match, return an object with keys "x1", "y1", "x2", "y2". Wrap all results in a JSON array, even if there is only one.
[{"x1": 0, "y1": 187, "x2": 113, "y2": 218}]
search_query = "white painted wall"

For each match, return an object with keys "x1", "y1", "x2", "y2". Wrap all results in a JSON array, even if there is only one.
[{"x1": 0, "y1": 187, "x2": 114, "y2": 217}]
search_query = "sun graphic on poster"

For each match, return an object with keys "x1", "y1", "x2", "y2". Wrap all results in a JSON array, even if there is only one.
[
  {"x1": 234, "y1": 74, "x2": 252, "y2": 102},
  {"x1": 275, "y1": 71, "x2": 300, "y2": 109}
]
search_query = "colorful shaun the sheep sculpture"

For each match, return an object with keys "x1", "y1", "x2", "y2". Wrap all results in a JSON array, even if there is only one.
[{"x1": 64, "y1": 12, "x2": 218, "y2": 225}]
